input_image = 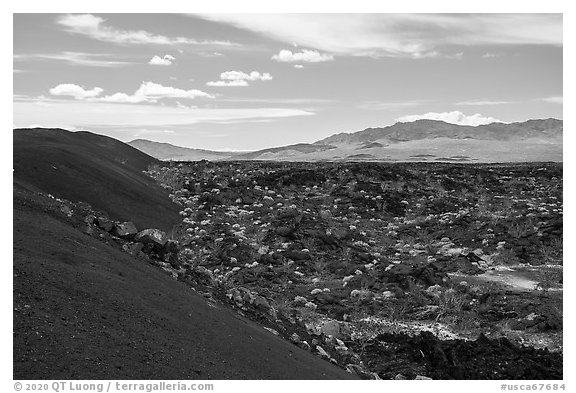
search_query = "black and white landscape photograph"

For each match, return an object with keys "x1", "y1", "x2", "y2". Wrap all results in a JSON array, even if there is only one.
[{"x1": 12, "y1": 9, "x2": 565, "y2": 385}]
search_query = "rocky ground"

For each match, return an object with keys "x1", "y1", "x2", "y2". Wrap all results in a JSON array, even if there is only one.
[
  {"x1": 21, "y1": 161, "x2": 561, "y2": 380},
  {"x1": 139, "y1": 161, "x2": 563, "y2": 380},
  {"x1": 13, "y1": 188, "x2": 354, "y2": 380}
]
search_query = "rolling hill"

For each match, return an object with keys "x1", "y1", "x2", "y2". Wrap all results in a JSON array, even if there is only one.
[
  {"x1": 13, "y1": 128, "x2": 181, "y2": 232},
  {"x1": 128, "y1": 139, "x2": 241, "y2": 161},
  {"x1": 233, "y1": 143, "x2": 336, "y2": 160}
]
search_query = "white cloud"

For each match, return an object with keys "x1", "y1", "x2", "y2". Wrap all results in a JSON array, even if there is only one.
[
  {"x1": 148, "y1": 54, "x2": 176, "y2": 66},
  {"x1": 13, "y1": 99, "x2": 314, "y2": 128},
  {"x1": 197, "y1": 14, "x2": 561, "y2": 58},
  {"x1": 207, "y1": 70, "x2": 272, "y2": 87},
  {"x1": 198, "y1": 51, "x2": 224, "y2": 57},
  {"x1": 396, "y1": 111, "x2": 503, "y2": 126},
  {"x1": 541, "y1": 96, "x2": 563, "y2": 104},
  {"x1": 99, "y1": 81, "x2": 214, "y2": 103},
  {"x1": 49, "y1": 83, "x2": 103, "y2": 99},
  {"x1": 49, "y1": 81, "x2": 213, "y2": 103},
  {"x1": 57, "y1": 14, "x2": 235, "y2": 46},
  {"x1": 14, "y1": 52, "x2": 132, "y2": 67},
  {"x1": 206, "y1": 80, "x2": 249, "y2": 87},
  {"x1": 220, "y1": 71, "x2": 273, "y2": 81},
  {"x1": 294, "y1": 64, "x2": 304, "y2": 69},
  {"x1": 272, "y1": 49, "x2": 334, "y2": 63},
  {"x1": 96, "y1": 92, "x2": 144, "y2": 103}
]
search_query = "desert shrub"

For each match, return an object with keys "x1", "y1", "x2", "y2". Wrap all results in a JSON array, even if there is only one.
[
  {"x1": 493, "y1": 247, "x2": 520, "y2": 265},
  {"x1": 313, "y1": 258, "x2": 330, "y2": 275},
  {"x1": 433, "y1": 289, "x2": 467, "y2": 318},
  {"x1": 540, "y1": 238, "x2": 563, "y2": 264},
  {"x1": 379, "y1": 278, "x2": 430, "y2": 320},
  {"x1": 198, "y1": 193, "x2": 223, "y2": 209},
  {"x1": 147, "y1": 165, "x2": 183, "y2": 190},
  {"x1": 381, "y1": 299, "x2": 412, "y2": 323},
  {"x1": 507, "y1": 217, "x2": 537, "y2": 238}
]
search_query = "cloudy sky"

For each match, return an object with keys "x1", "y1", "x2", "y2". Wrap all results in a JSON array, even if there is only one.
[{"x1": 13, "y1": 13, "x2": 562, "y2": 150}]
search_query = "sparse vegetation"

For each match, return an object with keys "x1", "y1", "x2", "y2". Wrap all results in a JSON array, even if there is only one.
[{"x1": 142, "y1": 160, "x2": 562, "y2": 379}]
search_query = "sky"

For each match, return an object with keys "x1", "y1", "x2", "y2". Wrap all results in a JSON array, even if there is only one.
[{"x1": 13, "y1": 13, "x2": 563, "y2": 151}]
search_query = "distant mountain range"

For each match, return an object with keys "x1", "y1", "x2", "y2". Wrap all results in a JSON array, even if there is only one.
[
  {"x1": 128, "y1": 139, "x2": 242, "y2": 161},
  {"x1": 316, "y1": 118, "x2": 562, "y2": 145},
  {"x1": 130, "y1": 118, "x2": 562, "y2": 163}
]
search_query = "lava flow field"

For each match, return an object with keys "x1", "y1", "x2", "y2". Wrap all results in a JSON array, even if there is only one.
[{"x1": 139, "y1": 160, "x2": 562, "y2": 380}]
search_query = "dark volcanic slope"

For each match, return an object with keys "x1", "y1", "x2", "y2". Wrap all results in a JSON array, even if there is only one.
[
  {"x1": 13, "y1": 128, "x2": 180, "y2": 231},
  {"x1": 13, "y1": 189, "x2": 354, "y2": 380}
]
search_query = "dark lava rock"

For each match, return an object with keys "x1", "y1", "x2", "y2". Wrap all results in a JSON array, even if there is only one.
[
  {"x1": 141, "y1": 242, "x2": 156, "y2": 255},
  {"x1": 358, "y1": 331, "x2": 562, "y2": 380},
  {"x1": 235, "y1": 270, "x2": 258, "y2": 285},
  {"x1": 96, "y1": 216, "x2": 114, "y2": 232},
  {"x1": 277, "y1": 208, "x2": 300, "y2": 220},
  {"x1": 510, "y1": 311, "x2": 562, "y2": 332},
  {"x1": 160, "y1": 239, "x2": 180, "y2": 267},
  {"x1": 187, "y1": 267, "x2": 215, "y2": 286},
  {"x1": 319, "y1": 320, "x2": 348, "y2": 340},
  {"x1": 113, "y1": 221, "x2": 138, "y2": 238},
  {"x1": 135, "y1": 228, "x2": 168, "y2": 249},
  {"x1": 122, "y1": 242, "x2": 144, "y2": 257},
  {"x1": 253, "y1": 296, "x2": 272, "y2": 312},
  {"x1": 346, "y1": 364, "x2": 381, "y2": 380},
  {"x1": 84, "y1": 214, "x2": 96, "y2": 225},
  {"x1": 331, "y1": 228, "x2": 351, "y2": 241},
  {"x1": 258, "y1": 253, "x2": 283, "y2": 266},
  {"x1": 315, "y1": 292, "x2": 338, "y2": 305},
  {"x1": 275, "y1": 226, "x2": 295, "y2": 238},
  {"x1": 344, "y1": 274, "x2": 375, "y2": 290},
  {"x1": 283, "y1": 249, "x2": 311, "y2": 261},
  {"x1": 383, "y1": 262, "x2": 446, "y2": 289},
  {"x1": 162, "y1": 239, "x2": 179, "y2": 254},
  {"x1": 413, "y1": 264, "x2": 446, "y2": 287}
]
